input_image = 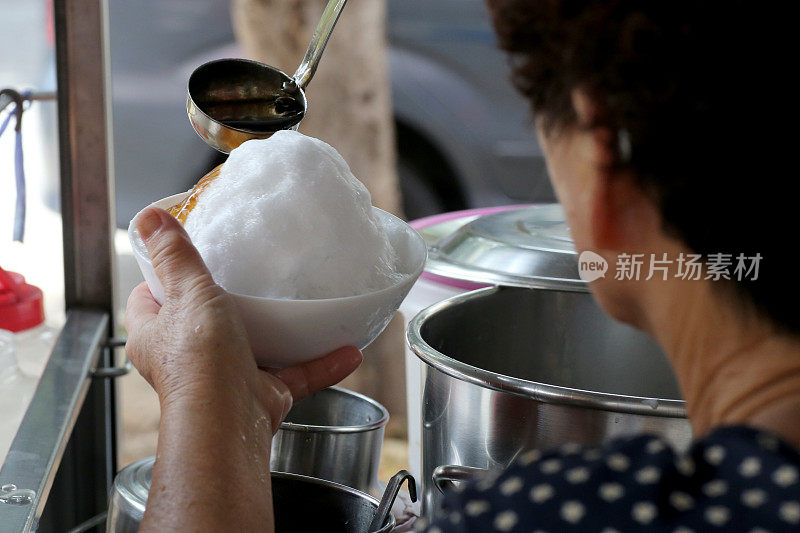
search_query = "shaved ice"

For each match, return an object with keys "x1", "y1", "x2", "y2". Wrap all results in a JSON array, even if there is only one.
[{"x1": 182, "y1": 130, "x2": 403, "y2": 299}]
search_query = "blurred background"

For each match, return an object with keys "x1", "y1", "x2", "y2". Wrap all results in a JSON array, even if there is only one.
[{"x1": 1, "y1": 0, "x2": 552, "y2": 474}]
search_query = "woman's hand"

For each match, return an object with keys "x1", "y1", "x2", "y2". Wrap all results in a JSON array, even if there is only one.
[
  {"x1": 125, "y1": 206, "x2": 362, "y2": 431},
  {"x1": 125, "y1": 207, "x2": 363, "y2": 531}
]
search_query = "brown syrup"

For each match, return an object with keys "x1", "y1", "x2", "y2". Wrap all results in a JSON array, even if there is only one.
[{"x1": 168, "y1": 164, "x2": 223, "y2": 224}]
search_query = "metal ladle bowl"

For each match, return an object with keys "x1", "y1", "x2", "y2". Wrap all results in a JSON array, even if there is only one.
[{"x1": 187, "y1": 0, "x2": 347, "y2": 153}]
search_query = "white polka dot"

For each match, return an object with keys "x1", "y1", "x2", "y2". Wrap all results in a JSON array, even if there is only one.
[
  {"x1": 749, "y1": 528, "x2": 770, "y2": 533},
  {"x1": 583, "y1": 448, "x2": 602, "y2": 461},
  {"x1": 670, "y1": 491, "x2": 694, "y2": 511},
  {"x1": 560, "y1": 501, "x2": 585, "y2": 524},
  {"x1": 427, "y1": 527, "x2": 442, "y2": 533},
  {"x1": 739, "y1": 457, "x2": 762, "y2": 477},
  {"x1": 465, "y1": 500, "x2": 490, "y2": 516},
  {"x1": 773, "y1": 465, "x2": 799, "y2": 487},
  {"x1": 529, "y1": 484, "x2": 554, "y2": 503},
  {"x1": 780, "y1": 501, "x2": 800, "y2": 524},
  {"x1": 673, "y1": 528, "x2": 695, "y2": 533},
  {"x1": 757, "y1": 433, "x2": 780, "y2": 451},
  {"x1": 493, "y1": 510, "x2": 518, "y2": 531},
  {"x1": 741, "y1": 488, "x2": 768, "y2": 508},
  {"x1": 540, "y1": 458, "x2": 562, "y2": 474},
  {"x1": 632, "y1": 502, "x2": 657, "y2": 524},
  {"x1": 518, "y1": 449, "x2": 542, "y2": 466},
  {"x1": 635, "y1": 466, "x2": 661, "y2": 484},
  {"x1": 499, "y1": 476, "x2": 524, "y2": 496},
  {"x1": 676, "y1": 456, "x2": 695, "y2": 476},
  {"x1": 646, "y1": 439, "x2": 666, "y2": 454},
  {"x1": 415, "y1": 517, "x2": 427, "y2": 529},
  {"x1": 704, "y1": 505, "x2": 730, "y2": 526},
  {"x1": 705, "y1": 445, "x2": 726, "y2": 465},
  {"x1": 561, "y1": 442, "x2": 582, "y2": 455},
  {"x1": 449, "y1": 512, "x2": 462, "y2": 525},
  {"x1": 702, "y1": 479, "x2": 728, "y2": 497},
  {"x1": 565, "y1": 467, "x2": 590, "y2": 484},
  {"x1": 477, "y1": 471, "x2": 501, "y2": 491},
  {"x1": 607, "y1": 453, "x2": 630, "y2": 472},
  {"x1": 600, "y1": 528, "x2": 620, "y2": 533},
  {"x1": 599, "y1": 482, "x2": 624, "y2": 502}
]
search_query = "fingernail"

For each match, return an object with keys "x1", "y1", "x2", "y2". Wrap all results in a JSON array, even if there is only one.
[
  {"x1": 345, "y1": 347, "x2": 363, "y2": 366},
  {"x1": 137, "y1": 208, "x2": 163, "y2": 241}
]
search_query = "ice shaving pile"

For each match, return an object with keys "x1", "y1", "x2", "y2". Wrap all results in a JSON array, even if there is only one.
[{"x1": 182, "y1": 130, "x2": 403, "y2": 299}]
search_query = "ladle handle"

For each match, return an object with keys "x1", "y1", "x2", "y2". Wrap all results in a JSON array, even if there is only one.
[
  {"x1": 368, "y1": 470, "x2": 417, "y2": 533},
  {"x1": 292, "y1": 0, "x2": 348, "y2": 89}
]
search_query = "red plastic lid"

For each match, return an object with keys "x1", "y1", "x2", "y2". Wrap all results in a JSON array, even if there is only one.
[{"x1": 0, "y1": 266, "x2": 45, "y2": 332}]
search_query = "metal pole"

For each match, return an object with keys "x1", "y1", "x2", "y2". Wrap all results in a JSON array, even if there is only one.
[{"x1": 40, "y1": 0, "x2": 117, "y2": 530}]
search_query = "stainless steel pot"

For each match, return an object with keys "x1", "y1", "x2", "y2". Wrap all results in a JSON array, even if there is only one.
[
  {"x1": 271, "y1": 386, "x2": 389, "y2": 495},
  {"x1": 106, "y1": 457, "x2": 398, "y2": 532},
  {"x1": 407, "y1": 286, "x2": 692, "y2": 519}
]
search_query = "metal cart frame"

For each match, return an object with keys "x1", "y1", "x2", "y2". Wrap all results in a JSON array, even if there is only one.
[{"x1": 1, "y1": 0, "x2": 118, "y2": 530}]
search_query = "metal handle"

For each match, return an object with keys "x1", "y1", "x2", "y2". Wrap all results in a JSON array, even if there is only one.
[
  {"x1": 91, "y1": 357, "x2": 132, "y2": 378},
  {"x1": 0, "y1": 88, "x2": 24, "y2": 131},
  {"x1": 368, "y1": 470, "x2": 417, "y2": 532},
  {"x1": 91, "y1": 337, "x2": 131, "y2": 378},
  {"x1": 291, "y1": 0, "x2": 348, "y2": 89},
  {"x1": 432, "y1": 465, "x2": 488, "y2": 494}
]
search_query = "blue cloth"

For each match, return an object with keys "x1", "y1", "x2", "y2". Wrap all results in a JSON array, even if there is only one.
[{"x1": 420, "y1": 426, "x2": 800, "y2": 532}]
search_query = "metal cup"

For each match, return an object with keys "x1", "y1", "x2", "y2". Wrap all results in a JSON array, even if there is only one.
[{"x1": 271, "y1": 387, "x2": 389, "y2": 495}]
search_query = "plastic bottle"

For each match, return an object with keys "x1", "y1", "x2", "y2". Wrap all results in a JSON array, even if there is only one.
[
  {"x1": 0, "y1": 266, "x2": 59, "y2": 377},
  {"x1": 0, "y1": 267, "x2": 56, "y2": 464},
  {"x1": 1, "y1": 331, "x2": 31, "y2": 463}
]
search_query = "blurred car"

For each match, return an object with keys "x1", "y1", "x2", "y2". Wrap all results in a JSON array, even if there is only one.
[{"x1": 39, "y1": 0, "x2": 555, "y2": 225}]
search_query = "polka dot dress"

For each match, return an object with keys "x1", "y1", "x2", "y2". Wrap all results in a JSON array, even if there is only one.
[{"x1": 418, "y1": 426, "x2": 800, "y2": 532}]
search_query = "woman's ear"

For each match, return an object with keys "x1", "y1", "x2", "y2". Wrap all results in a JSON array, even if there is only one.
[{"x1": 571, "y1": 89, "x2": 660, "y2": 254}]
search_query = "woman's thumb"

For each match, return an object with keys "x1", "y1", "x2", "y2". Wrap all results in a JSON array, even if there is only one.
[{"x1": 137, "y1": 207, "x2": 215, "y2": 301}]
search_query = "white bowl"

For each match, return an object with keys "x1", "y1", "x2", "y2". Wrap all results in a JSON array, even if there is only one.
[{"x1": 128, "y1": 192, "x2": 427, "y2": 368}]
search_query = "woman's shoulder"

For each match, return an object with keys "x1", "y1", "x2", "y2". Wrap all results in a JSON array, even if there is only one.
[{"x1": 420, "y1": 426, "x2": 800, "y2": 532}]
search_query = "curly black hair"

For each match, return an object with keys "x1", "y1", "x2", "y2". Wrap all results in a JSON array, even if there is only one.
[{"x1": 488, "y1": 0, "x2": 795, "y2": 333}]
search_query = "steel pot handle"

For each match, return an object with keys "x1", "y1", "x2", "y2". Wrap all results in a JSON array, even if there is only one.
[
  {"x1": 368, "y1": 470, "x2": 417, "y2": 532},
  {"x1": 432, "y1": 465, "x2": 488, "y2": 494}
]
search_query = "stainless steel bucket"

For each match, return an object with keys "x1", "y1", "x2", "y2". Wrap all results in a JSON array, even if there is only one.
[
  {"x1": 407, "y1": 286, "x2": 692, "y2": 519},
  {"x1": 106, "y1": 457, "x2": 396, "y2": 532},
  {"x1": 271, "y1": 386, "x2": 388, "y2": 495}
]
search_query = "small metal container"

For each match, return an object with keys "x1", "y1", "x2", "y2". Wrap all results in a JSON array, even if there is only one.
[
  {"x1": 106, "y1": 457, "x2": 396, "y2": 533},
  {"x1": 105, "y1": 457, "x2": 151, "y2": 533},
  {"x1": 271, "y1": 387, "x2": 389, "y2": 495}
]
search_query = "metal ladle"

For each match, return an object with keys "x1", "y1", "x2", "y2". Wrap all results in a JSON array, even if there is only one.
[{"x1": 186, "y1": 0, "x2": 348, "y2": 153}]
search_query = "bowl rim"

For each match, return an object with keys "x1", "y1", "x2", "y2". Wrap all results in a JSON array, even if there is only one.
[{"x1": 129, "y1": 191, "x2": 427, "y2": 303}]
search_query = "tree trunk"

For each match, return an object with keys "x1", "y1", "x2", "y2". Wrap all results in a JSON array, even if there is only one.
[
  {"x1": 231, "y1": 0, "x2": 402, "y2": 214},
  {"x1": 232, "y1": 0, "x2": 408, "y2": 437}
]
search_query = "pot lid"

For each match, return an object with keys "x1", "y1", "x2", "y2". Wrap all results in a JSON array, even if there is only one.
[{"x1": 424, "y1": 204, "x2": 588, "y2": 291}]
